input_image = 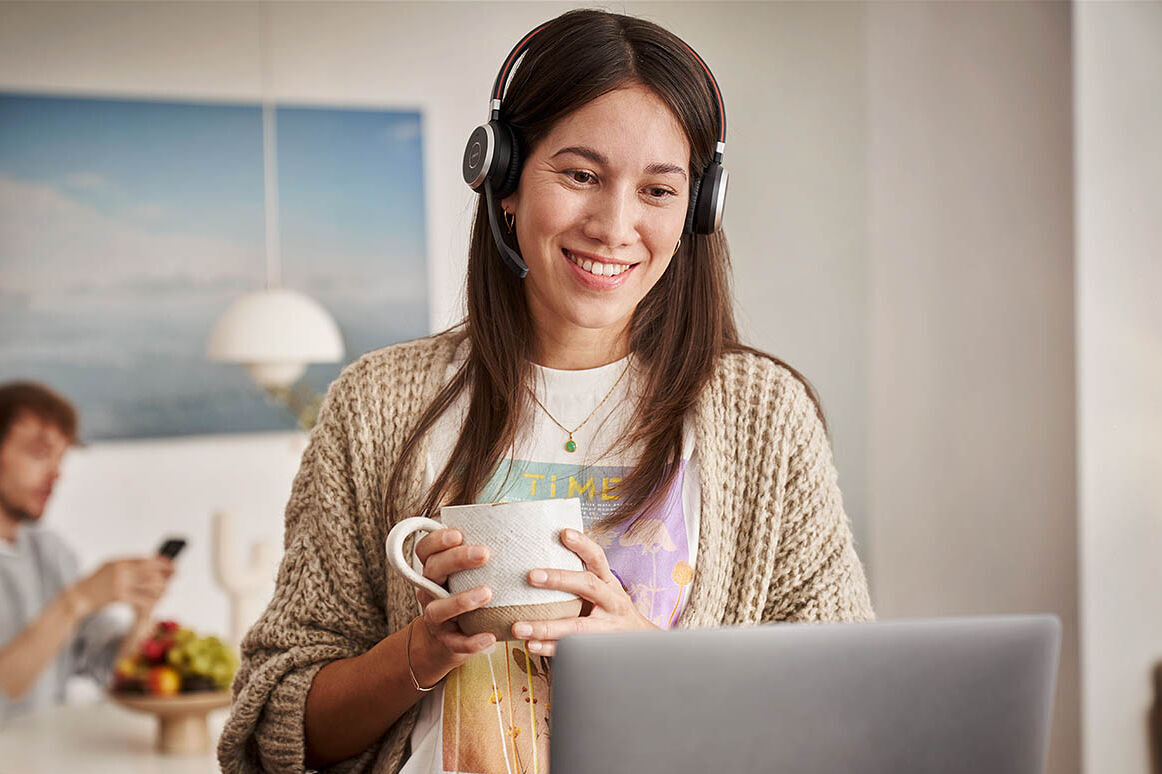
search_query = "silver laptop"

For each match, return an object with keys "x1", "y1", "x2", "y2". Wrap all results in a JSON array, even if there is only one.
[{"x1": 551, "y1": 615, "x2": 1059, "y2": 774}]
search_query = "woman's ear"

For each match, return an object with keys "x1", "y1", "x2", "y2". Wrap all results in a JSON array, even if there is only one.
[{"x1": 500, "y1": 192, "x2": 518, "y2": 215}]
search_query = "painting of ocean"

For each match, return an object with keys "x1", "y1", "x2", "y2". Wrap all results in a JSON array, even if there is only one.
[{"x1": 0, "y1": 93, "x2": 429, "y2": 440}]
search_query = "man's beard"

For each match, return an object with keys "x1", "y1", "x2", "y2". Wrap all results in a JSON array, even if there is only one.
[{"x1": 0, "y1": 490, "x2": 40, "y2": 524}]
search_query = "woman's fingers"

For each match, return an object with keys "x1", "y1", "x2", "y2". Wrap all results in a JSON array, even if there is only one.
[
  {"x1": 528, "y1": 568, "x2": 620, "y2": 609},
  {"x1": 422, "y1": 544, "x2": 490, "y2": 585},
  {"x1": 423, "y1": 586, "x2": 492, "y2": 628},
  {"x1": 420, "y1": 586, "x2": 496, "y2": 655},
  {"x1": 414, "y1": 528, "x2": 461, "y2": 565},
  {"x1": 560, "y1": 529, "x2": 616, "y2": 583},
  {"x1": 440, "y1": 630, "x2": 496, "y2": 655},
  {"x1": 512, "y1": 614, "x2": 600, "y2": 643},
  {"x1": 525, "y1": 640, "x2": 557, "y2": 657}
]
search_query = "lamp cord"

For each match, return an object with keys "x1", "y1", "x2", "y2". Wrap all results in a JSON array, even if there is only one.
[{"x1": 259, "y1": 1, "x2": 280, "y2": 290}]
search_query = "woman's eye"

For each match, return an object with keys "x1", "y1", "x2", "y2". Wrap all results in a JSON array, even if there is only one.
[
  {"x1": 567, "y1": 170, "x2": 595, "y2": 184},
  {"x1": 646, "y1": 187, "x2": 677, "y2": 199}
]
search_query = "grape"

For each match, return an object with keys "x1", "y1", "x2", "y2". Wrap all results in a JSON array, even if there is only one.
[{"x1": 133, "y1": 624, "x2": 241, "y2": 693}]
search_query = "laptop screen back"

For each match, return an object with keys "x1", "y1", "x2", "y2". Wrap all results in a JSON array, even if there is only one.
[{"x1": 550, "y1": 615, "x2": 1059, "y2": 774}]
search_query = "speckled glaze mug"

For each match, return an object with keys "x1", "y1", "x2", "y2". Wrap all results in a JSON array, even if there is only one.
[{"x1": 385, "y1": 498, "x2": 585, "y2": 641}]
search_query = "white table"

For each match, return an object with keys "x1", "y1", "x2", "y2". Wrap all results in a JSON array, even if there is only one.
[{"x1": 0, "y1": 700, "x2": 226, "y2": 773}]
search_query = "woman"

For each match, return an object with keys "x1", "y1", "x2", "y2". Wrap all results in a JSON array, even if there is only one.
[{"x1": 218, "y1": 9, "x2": 873, "y2": 774}]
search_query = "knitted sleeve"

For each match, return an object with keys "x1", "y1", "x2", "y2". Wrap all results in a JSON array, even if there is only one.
[
  {"x1": 216, "y1": 361, "x2": 390, "y2": 774},
  {"x1": 763, "y1": 375, "x2": 875, "y2": 624}
]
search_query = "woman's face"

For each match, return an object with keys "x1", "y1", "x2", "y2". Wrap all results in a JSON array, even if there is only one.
[{"x1": 501, "y1": 84, "x2": 691, "y2": 363}]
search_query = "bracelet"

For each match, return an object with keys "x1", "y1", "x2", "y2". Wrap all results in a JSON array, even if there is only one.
[{"x1": 406, "y1": 619, "x2": 438, "y2": 693}]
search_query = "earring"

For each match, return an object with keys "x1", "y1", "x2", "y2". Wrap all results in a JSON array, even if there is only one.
[
  {"x1": 504, "y1": 210, "x2": 515, "y2": 233},
  {"x1": 672, "y1": 238, "x2": 682, "y2": 257}
]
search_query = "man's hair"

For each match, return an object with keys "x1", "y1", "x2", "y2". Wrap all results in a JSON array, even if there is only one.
[{"x1": 0, "y1": 382, "x2": 79, "y2": 445}]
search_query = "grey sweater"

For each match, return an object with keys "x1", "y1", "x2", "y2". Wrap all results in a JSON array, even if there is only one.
[
  {"x1": 217, "y1": 330, "x2": 874, "y2": 773},
  {"x1": 0, "y1": 527, "x2": 126, "y2": 725}
]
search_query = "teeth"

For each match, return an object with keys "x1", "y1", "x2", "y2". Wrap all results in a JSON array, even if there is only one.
[{"x1": 565, "y1": 249, "x2": 631, "y2": 277}]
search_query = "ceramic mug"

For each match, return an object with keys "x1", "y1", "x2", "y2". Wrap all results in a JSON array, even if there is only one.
[{"x1": 385, "y1": 498, "x2": 585, "y2": 641}]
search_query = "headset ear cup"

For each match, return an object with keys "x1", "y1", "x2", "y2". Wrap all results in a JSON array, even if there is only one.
[
  {"x1": 684, "y1": 174, "x2": 704, "y2": 235},
  {"x1": 462, "y1": 124, "x2": 495, "y2": 191},
  {"x1": 494, "y1": 123, "x2": 523, "y2": 199},
  {"x1": 693, "y1": 163, "x2": 727, "y2": 234}
]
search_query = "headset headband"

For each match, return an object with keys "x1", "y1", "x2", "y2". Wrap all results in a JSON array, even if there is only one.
[
  {"x1": 488, "y1": 22, "x2": 727, "y2": 162},
  {"x1": 491, "y1": 22, "x2": 551, "y2": 110}
]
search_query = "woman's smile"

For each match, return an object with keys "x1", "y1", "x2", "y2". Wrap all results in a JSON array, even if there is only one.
[{"x1": 562, "y1": 247, "x2": 640, "y2": 289}]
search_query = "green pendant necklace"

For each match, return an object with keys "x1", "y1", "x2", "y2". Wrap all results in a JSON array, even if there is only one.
[{"x1": 527, "y1": 359, "x2": 631, "y2": 453}]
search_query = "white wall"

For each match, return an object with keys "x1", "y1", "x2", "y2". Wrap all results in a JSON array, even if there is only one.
[
  {"x1": 864, "y1": 3, "x2": 1079, "y2": 772},
  {"x1": 1074, "y1": 3, "x2": 1162, "y2": 773}
]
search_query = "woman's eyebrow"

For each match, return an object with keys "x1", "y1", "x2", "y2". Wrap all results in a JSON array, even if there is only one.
[
  {"x1": 643, "y1": 161, "x2": 688, "y2": 180},
  {"x1": 551, "y1": 146, "x2": 688, "y2": 181},
  {"x1": 551, "y1": 145, "x2": 608, "y2": 165}
]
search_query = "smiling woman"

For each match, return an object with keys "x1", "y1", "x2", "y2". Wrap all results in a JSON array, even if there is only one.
[{"x1": 218, "y1": 9, "x2": 874, "y2": 774}]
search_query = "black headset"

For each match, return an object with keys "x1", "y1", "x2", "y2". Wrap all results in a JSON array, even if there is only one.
[{"x1": 461, "y1": 21, "x2": 729, "y2": 279}]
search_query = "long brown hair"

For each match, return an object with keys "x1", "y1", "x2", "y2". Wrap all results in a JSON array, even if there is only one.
[{"x1": 384, "y1": 9, "x2": 823, "y2": 533}]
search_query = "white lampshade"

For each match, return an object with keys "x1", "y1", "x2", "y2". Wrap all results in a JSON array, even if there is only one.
[{"x1": 207, "y1": 288, "x2": 343, "y2": 389}]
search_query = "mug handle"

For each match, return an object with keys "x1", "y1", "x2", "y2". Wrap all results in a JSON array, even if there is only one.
[{"x1": 385, "y1": 516, "x2": 451, "y2": 600}]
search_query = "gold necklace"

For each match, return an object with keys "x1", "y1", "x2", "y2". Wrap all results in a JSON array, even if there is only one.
[{"x1": 527, "y1": 358, "x2": 632, "y2": 453}]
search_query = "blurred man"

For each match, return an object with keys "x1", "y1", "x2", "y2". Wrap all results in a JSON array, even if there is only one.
[{"x1": 0, "y1": 382, "x2": 174, "y2": 721}]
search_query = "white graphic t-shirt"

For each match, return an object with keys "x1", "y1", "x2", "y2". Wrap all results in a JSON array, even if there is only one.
[{"x1": 402, "y1": 348, "x2": 700, "y2": 774}]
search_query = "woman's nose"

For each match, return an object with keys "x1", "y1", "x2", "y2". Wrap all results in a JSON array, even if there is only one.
[{"x1": 581, "y1": 187, "x2": 637, "y2": 248}]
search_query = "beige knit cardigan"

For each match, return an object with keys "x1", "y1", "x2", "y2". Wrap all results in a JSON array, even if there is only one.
[{"x1": 217, "y1": 329, "x2": 874, "y2": 774}]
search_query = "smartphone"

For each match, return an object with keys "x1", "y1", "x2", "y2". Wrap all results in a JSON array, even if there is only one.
[{"x1": 157, "y1": 537, "x2": 187, "y2": 560}]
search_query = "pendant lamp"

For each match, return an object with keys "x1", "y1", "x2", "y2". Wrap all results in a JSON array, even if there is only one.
[{"x1": 206, "y1": 2, "x2": 342, "y2": 395}]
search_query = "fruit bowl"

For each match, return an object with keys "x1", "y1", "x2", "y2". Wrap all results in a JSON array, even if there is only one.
[
  {"x1": 107, "y1": 620, "x2": 239, "y2": 754},
  {"x1": 109, "y1": 689, "x2": 231, "y2": 754}
]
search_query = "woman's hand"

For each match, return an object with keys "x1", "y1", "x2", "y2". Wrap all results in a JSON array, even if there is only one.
[
  {"x1": 409, "y1": 528, "x2": 497, "y2": 686},
  {"x1": 511, "y1": 528, "x2": 659, "y2": 656}
]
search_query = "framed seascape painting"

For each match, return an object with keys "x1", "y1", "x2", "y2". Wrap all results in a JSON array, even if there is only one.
[{"x1": 0, "y1": 93, "x2": 429, "y2": 440}]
